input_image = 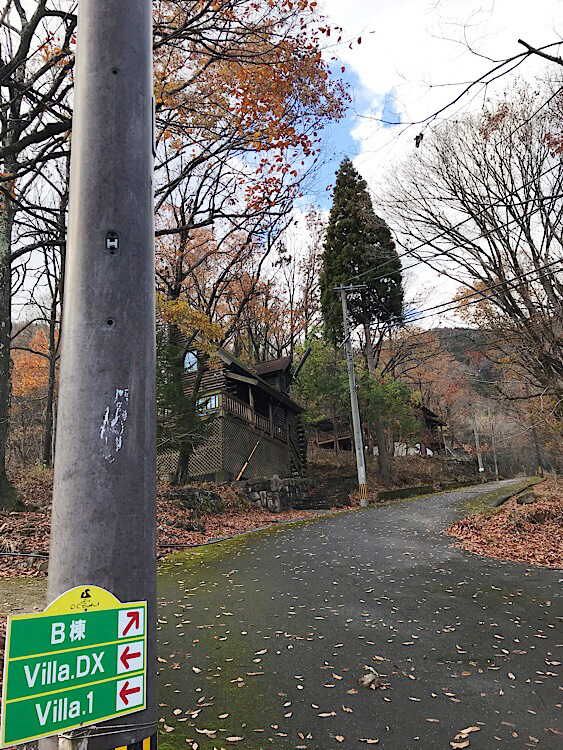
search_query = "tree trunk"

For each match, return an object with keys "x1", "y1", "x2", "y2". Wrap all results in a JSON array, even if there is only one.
[
  {"x1": 45, "y1": 156, "x2": 69, "y2": 465},
  {"x1": 332, "y1": 405, "x2": 339, "y2": 454},
  {"x1": 42, "y1": 278, "x2": 61, "y2": 466},
  {"x1": 173, "y1": 444, "x2": 190, "y2": 485},
  {"x1": 42, "y1": 347, "x2": 57, "y2": 466},
  {"x1": 167, "y1": 318, "x2": 203, "y2": 485},
  {"x1": 366, "y1": 425, "x2": 374, "y2": 459},
  {"x1": 0, "y1": 177, "x2": 18, "y2": 508},
  {"x1": 364, "y1": 321, "x2": 391, "y2": 482}
]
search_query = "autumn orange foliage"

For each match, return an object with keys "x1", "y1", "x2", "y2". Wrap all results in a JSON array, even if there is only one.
[{"x1": 11, "y1": 329, "x2": 51, "y2": 397}]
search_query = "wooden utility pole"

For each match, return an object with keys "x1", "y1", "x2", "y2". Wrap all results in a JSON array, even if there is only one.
[
  {"x1": 43, "y1": 2, "x2": 156, "y2": 749},
  {"x1": 336, "y1": 285, "x2": 368, "y2": 506}
]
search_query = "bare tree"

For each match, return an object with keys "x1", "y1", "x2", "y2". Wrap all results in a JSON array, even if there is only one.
[
  {"x1": 384, "y1": 80, "x2": 563, "y2": 401},
  {"x1": 0, "y1": 1, "x2": 74, "y2": 504}
]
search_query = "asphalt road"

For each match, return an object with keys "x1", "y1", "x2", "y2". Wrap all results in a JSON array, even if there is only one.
[{"x1": 156, "y1": 480, "x2": 562, "y2": 750}]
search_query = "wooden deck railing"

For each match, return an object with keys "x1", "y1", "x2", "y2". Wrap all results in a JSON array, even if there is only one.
[
  {"x1": 223, "y1": 392, "x2": 253, "y2": 423},
  {"x1": 273, "y1": 423, "x2": 287, "y2": 441},
  {"x1": 220, "y1": 393, "x2": 287, "y2": 441},
  {"x1": 254, "y1": 412, "x2": 271, "y2": 434}
]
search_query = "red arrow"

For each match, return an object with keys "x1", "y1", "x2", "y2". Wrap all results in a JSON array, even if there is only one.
[
  {"x1": 122, "y1": 611, "x2": 140, "y2": 636},
  {"x1": 119, "y1": 680, "x2": 141, "y2": 706},
  {"x1": 120, "y1": 645, "x2": 141, "y2": 670}
]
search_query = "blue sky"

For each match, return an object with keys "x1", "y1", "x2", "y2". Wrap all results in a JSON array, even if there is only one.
[
  {"x1": 298, "y1": 61, "x2": 404, "y2": 212},
  {"x1": 298, "y1": 63, "x2": 392, "y2": 211},
  {"x1": 295, "y1": 0, "x2": 563, "y2": 320}
]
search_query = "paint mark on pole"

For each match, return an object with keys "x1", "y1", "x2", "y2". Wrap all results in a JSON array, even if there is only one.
[{"x1": 100, "y1": 388, "x2": 129, "y2": 462}]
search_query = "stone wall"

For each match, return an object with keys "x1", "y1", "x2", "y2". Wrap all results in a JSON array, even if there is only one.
[{"x1": 235, "y1": 475, "x2": 314, "y2": 513}]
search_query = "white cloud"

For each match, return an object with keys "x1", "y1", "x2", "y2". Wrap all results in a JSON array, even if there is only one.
[{"x1": 319, "y1": 0, "x2": 562, "y2": 321}]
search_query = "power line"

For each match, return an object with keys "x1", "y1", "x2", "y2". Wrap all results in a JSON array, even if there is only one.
[
  {"x1": 395, "y1": 198, "x2": 563, "y2": 286},
  {"x1": 407, "y1": 261, "x2": 563, "y2": 324},
  {"x1": 345, "y1": 162, "x2": 562, "y2": 286},
  {"x1": 403, "y1": 258, "x2": 563, "y2": 322}
]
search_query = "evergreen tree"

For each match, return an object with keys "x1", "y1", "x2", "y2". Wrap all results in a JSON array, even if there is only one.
[
  {"x1": 319, "y1": 158, "x2": 404, "y2": 481},
  {"x1": 320, "y1": 157, "x2": 403, "y2": 347}
]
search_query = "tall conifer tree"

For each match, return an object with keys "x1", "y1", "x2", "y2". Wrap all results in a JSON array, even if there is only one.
[
  {"x1": 319, "y1": 157, "x2": 403, "y2": 480},
  {"x1": 320, "y1": 157, "x2": 403, "y2": 344}
]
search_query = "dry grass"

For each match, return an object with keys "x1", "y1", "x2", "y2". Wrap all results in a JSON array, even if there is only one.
[{"x1": 445, "y1": 478, "x2": 563, "y2": 568}]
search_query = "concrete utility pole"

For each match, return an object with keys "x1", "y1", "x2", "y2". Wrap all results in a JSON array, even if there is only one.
[
  {"x1": 525, "y1": 383, "x2": 544, "y2": 477},
  {"x1": 43, "y1": 3, "x2": 156, "y2": 750},
  {"x1": 337, "y1": 285, "x2": 368, "y2": 506},
  {"x1": 471, "y1": 409, "x2": 486, "y2": 481},
  {"x1": 488, "y1": 407, "x2": 500, "y2": 481}
]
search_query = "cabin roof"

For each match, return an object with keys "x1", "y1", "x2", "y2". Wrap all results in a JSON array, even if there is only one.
[
  {"x1": 418, "y1": 405, "x2": 447, "y2": 427},
  {"x1": 216, "y1": 349, "x2": 302, "y2": 413},
  {"x1": 254, "y1": 356, "x2": 292, "y2": 376}
]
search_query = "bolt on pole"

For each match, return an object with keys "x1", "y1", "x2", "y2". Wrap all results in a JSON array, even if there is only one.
[
  {"x1": 337, "y1": 286, "x2": 368, "y2": 506},
  {"x1": 42, "y1": 2, "x2": 156, "y2": 750}
]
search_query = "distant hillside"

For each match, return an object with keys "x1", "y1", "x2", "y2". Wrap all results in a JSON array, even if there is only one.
[{"x1": 432, "y1": 327, "x2": 499, "y2": 396}]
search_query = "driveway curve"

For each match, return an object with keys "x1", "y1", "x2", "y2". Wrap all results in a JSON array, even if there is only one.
[{"x1": 157, "y1": 479, "x2": 562, "y2": 750}]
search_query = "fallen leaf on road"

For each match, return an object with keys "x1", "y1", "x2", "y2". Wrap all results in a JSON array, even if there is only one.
[
  {"x1": 459, "y1": 727, "x2": 481, "y2": 736},
  {"x1": 359, "y1": 739, "x2": 379, "y2": 744},
  {"x1": 450, "y1": 742, "x2": 469, "y2": 749}
]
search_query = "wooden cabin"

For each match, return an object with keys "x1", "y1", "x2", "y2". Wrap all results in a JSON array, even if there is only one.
[
  {"x1": 417, "y1": 406, "x2": 447, "y2": 456},
  {"x1": 312, "y1": 406, "x2": 448, "y2": 457},
  {"x1": 157, "y1": 350, "x2": 307, "y2": 482}
]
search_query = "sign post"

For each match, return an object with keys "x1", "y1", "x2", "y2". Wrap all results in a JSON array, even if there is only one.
[
  {"x1": 1, "y1": 588, "x2": 147, "y2": 747},
  {"x1": 40, "y1": 2, "x2": 156, "y2": 749}
]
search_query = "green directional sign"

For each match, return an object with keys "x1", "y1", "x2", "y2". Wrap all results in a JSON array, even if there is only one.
[{"x1": 1, "y1": 586, "x2": 147, "y2": 747}]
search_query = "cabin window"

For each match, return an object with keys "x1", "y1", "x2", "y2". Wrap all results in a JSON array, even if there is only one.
[
  {"x1": 196, "y1": 394, "x2": 219, "y2": 413},
  {"x1": 184, "y1": 350, "x2": 198, "y2": 372}
]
